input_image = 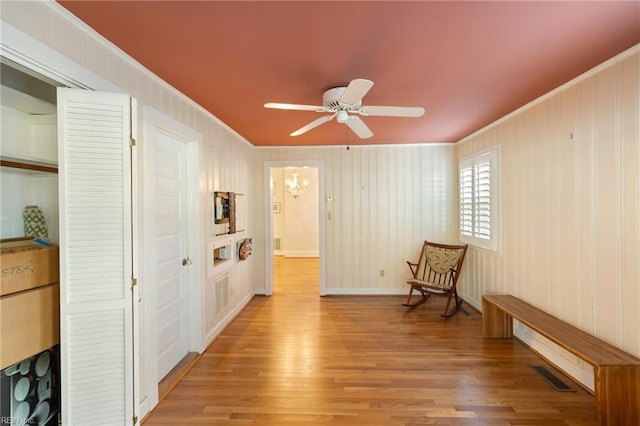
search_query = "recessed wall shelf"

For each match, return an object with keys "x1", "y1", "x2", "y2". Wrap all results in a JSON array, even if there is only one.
[
  {"x1": 207, "y1": 236, "x2": 234, "y2": 278},
  {"x1": 213, "y1": 191, "x2": 244, "y2": 235}
]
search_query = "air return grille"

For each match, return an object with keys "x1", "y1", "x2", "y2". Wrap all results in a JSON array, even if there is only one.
[{"x1": 531, "y1": 366, "x2": 576, "y2": 392}]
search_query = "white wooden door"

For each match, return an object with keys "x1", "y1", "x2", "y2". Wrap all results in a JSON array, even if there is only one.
[
  {"x1": 57, "y1": 88, "x2": 135, "y2": 425},
  {"x1": 155, "y1": 133, "x2": 189, "y2": 380}
]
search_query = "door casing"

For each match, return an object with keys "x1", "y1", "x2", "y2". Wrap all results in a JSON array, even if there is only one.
[{"x1": 142, "y1": 107, "x2": 203, "y2": 410}]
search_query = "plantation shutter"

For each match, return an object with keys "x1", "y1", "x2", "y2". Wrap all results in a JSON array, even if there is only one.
[
  {"x1": 459, "y1": 160, "x2": 474, "y2": 237},
  {"x1": 473, "y1": 156, "x2": 492, "y2": 240},
  {"x1": 57, "y1": 88, "x2": 135, "y2": 425},
  {"x1": 459, "y1": 149, "x2": 499, "y2": 252}
]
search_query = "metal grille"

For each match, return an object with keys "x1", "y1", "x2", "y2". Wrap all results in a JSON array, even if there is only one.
[{"x1": 531, "y1": 366, "x2": 576, "y2": 392}]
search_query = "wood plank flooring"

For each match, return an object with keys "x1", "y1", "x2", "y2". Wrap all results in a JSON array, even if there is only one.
[{"x1": 143, "y1": 257, "x2": 596, "y2": 425}]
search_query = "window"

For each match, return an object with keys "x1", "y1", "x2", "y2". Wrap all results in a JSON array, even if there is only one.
[{"x1": 459, "y1": 146, "x2": 500, "y2": 252}]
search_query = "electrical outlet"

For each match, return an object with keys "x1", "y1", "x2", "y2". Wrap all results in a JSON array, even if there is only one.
[{"x1": 379, "y1": 269, "x2": 385, "y2": 277}]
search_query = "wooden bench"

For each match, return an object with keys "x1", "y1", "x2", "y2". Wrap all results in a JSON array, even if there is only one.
[{"x1": 482, "y1": 294, "x2": 640, "y2": 425}]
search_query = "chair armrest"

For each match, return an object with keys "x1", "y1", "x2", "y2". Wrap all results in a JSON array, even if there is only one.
[{"x1": 407, "y1": 261, "x2": 419, "y2": 277}]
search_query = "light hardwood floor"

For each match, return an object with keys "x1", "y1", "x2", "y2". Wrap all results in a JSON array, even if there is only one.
[{"x1": 143, "y1": 257, "x2": 596, "y2": 425}]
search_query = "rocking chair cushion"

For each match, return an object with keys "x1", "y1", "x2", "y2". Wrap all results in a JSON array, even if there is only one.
[
  {"x1": 425, "y1": 246, "x2": 461, "y2": 274},
  {"x1": 407, "y1": 278, "x2": 449, "y2": 291}
]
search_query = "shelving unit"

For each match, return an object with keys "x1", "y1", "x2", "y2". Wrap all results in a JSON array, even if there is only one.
[
  {"x1": 1, "y1": 58, "x2": 62, "y2": 424},
  {"x1": 0, "y1": 96, "x2": 61, "y2": 424},
  {"x1": 1, "y1": 100, "x2": 59, "y2": 241},
  {"x1": 0, "y1": 156, "x2": 59, "y2": 242}
]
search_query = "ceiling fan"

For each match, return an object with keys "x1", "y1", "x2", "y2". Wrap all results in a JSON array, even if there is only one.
[{"x1": 264, "y1": 78, "x2": 425, "y2": 139}]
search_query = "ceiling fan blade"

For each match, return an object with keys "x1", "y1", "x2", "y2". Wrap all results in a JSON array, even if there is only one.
[
  {"x1": 346, "y1": 116, "x2": 373, "y2": 139},
  {"x1": 358, "y1": 105, "x2": 425, "y2": 117},
  {"x1": 264, "y1": 102, "x2": 324, "y2": 112},
  {"x1": 290, "y1": 114, "x2": 335, "y2": 136},
  {"x1": 339, "y1": 79, "x2": 374, "y2": 105}
]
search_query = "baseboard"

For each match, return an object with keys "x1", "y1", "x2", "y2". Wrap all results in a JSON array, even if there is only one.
[
  {"x1": 204, "y1": 292, "x2": 253, "y2": 348},
  {"x1": 323, "y1": 287, "x2": 406, "y2": 295},
  {"x1": 282, "y1": 250, "x2": 319, "y2": 257}
]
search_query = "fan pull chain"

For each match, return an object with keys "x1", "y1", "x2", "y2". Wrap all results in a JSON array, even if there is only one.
[{"x1": 346, "y1": 125, "x2": 350, "y2": 150}]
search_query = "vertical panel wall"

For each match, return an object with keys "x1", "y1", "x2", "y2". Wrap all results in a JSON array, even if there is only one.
[
  {"x1": 1, "y1": 0, "x2": 256, "y2": 415},
  {"x1": 254, "y1": 145, "x2": 458, "y2": 294},
  {"x1": 457, "y1": 48, "x2": 640, "y2": 360}
]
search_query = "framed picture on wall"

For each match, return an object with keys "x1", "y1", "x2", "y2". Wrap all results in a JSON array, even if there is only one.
[{"x1": 272, "y1": 202, "x2": 281, "y2": 214}]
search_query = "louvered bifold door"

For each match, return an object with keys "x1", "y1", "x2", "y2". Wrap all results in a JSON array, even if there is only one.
[{"x1": 57, "y1": 88, "x2": 134, "y2": 425}]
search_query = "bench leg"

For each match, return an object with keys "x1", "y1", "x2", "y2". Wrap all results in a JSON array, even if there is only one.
[
  {"x1": 594, "y1": 365, "x2": 639, "y2": 425},
  {"x1": 482, "y1": 298, "x2": 513, "y2": 338}
]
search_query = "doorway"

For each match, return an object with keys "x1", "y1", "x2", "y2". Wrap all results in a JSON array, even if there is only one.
[
  {"x1": 264, "y1": 161, "x2": 326, "y2": 296},
  {"x1": 142, "y1": 107, "x2": 202, "y2": 409}
]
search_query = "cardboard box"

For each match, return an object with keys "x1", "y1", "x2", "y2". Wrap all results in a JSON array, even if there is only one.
[
  {"x1": 0, "y1": 282, "x2": 60, "y2": 369},
  {"x1": 0, "y1": 239, "x2": 59, "y2": 296}
]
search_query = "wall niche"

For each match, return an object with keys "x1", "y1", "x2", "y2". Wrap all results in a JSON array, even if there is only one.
[{"x1": 213, "y1": 191, "x2": 243, "y2": 235}]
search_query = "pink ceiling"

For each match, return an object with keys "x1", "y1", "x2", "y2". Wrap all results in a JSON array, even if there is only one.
[{"x1": 58, "y1": 1, "x2": 639, "y2": 147}]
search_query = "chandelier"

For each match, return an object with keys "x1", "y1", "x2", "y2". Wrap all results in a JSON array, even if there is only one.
[{"x1": 285, "y1": 172, "x2": 309, "y2": 199}]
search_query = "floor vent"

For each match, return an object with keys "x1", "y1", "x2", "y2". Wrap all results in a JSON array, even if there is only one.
[{"x1": 531, "y1": 366, "x2": 576, "y2": 392}]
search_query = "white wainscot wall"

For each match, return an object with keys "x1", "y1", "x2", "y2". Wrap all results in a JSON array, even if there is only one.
[
  {"x1": 254, "y1": 144, "x2": 459, "y2": 295},
  {"x1": 457, "y1": 48, "x2": 640, "y2": 390}
]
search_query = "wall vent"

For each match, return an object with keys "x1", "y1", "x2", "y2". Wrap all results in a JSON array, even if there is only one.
[
  {"x1": 531, "y1": 366, "x2": 576, "y2": 392},
  {"x1": 206, "y1": 272, "x2": 230, "y2": 331},
  {"x1": 215, "y1": 273, "x2": 230, "y2": 316}
]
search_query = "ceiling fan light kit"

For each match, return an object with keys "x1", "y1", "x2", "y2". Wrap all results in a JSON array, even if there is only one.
[
  {"x1": 336, "y1": 110, "x2": 349, "y2": 123},
  {"x1": 264, "y1": 78, "x2": 425, "y2": 139}
]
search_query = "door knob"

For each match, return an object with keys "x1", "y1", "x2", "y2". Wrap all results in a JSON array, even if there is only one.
[{"x1": 182, "y1": 257, "x2": 192, "y2": 266}]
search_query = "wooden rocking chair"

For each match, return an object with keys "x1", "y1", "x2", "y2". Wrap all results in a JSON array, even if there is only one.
[{"x1": 403, "y1": 241, "x2": 468, "y2": 317}]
